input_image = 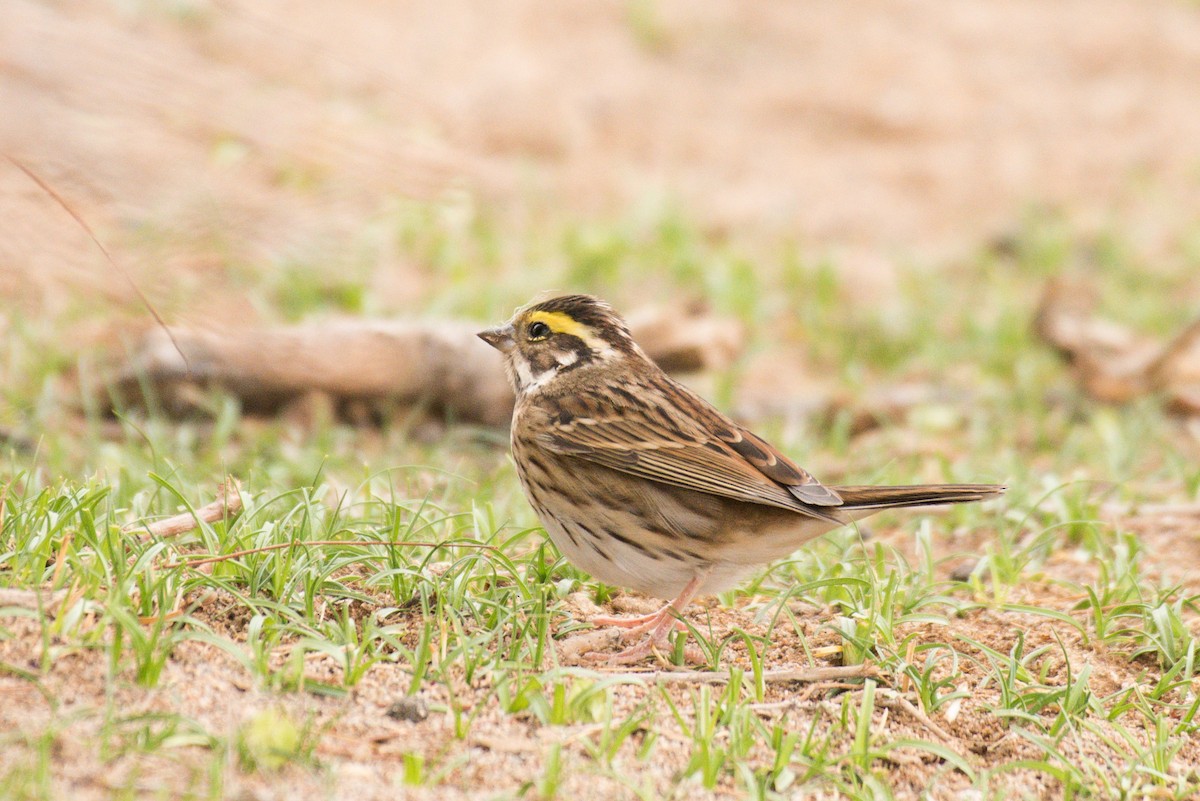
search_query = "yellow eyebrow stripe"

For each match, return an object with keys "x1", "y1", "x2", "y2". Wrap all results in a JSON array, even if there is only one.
[{"x1": 527, "y1": 311, "x2": 608, "y2": 350}]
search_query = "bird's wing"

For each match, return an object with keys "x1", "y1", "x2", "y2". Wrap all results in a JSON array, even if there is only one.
[{"x1": 535, "y1": 377, "x2": 843, "y2": 516}]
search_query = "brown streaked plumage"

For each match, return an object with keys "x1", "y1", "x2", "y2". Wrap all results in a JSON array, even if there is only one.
[{"x1": 479, "y1": 294, "x2": 1003, "y2": 663}]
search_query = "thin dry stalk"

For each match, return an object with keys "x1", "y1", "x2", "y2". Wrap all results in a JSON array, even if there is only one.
[
  {"x1": 50, "y1": 529, "x2": 74, "y2": 587},
  {"x1": 6, "y1": 156, "x2": 187, "y2": 370},
  {"x1": 596, "y1": 663, "x2": 880, "y2": 684},
  {"x1": 161, "y1": 537, "x2": 501, "y2": 570}
]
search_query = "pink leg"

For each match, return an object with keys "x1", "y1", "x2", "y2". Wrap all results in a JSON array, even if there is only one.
[
  {"x1": 590, "y1": 609, "x2": 688, "y2": 633},
  {"x1": 585, "y1": 574, "x2": 707, "y2": 664}
]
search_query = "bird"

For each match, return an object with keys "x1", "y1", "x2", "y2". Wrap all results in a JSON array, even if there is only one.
[{"x1": 478, "y1": 294, "x2": 1003, "y2": 663}]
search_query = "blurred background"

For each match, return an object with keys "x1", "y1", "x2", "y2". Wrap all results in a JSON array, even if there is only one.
[
  {"x1": 4, "y1": 0, "x2": 1200, "y2": 454},
  {"x1": 5, "y1": 0, "x2": 1200, "y2": 324}
]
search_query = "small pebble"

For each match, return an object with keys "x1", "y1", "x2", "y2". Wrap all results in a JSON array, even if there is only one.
[
  {"x1": 949, "y1": 560, "x2": 981, "y2": 582},
  {"x1": 386, "y1": 696, "x2": 429, "y2": 723}
]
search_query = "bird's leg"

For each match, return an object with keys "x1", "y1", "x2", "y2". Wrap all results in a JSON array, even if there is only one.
[{"x1": 586, "y1": 573, "x2": 707, "y2": 664}]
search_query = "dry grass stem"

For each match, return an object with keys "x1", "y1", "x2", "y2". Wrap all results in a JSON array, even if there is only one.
[{"x1": 6, "y1": 156, "x2": 187, "y2": 370}]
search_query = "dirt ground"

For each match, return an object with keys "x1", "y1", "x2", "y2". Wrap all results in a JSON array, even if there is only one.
[
  {"x1": 5, "y1": 0, "x2": 1200, "y2": 317},
  {"x1": 1, "y1": 512, "x2": 1198, "y2": 801}
]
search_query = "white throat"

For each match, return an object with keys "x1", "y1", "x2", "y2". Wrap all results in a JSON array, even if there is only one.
[{"x1": 512, "y1": 349, "x2": 581, "y2": 393}]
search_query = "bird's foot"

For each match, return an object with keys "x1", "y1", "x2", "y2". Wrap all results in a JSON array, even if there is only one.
[
  {"x1": 590, "y1": 606, "x2": 688, "y2": 636},
  {"x1": 584, "y1": 605, "x2": 696, "y2": 664},
  {"x1": 575, "y1": 575, "x2": 708, "y2": 665}
]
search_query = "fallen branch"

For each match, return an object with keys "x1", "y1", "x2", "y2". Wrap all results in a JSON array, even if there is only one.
[
  {"x1": 123, "y1": 478, "x2": 243, "y2": 540},
  {"x1": 1034, "y1": 277, "x2": 1200, "y2": 414},
  {"x1": 105, "y1": 305, "x2": 745, "y2": 427}
]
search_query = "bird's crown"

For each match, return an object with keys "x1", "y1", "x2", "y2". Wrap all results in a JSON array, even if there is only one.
[{"x1": 516, "y1": 294, "x2": 632, "y2": 352}]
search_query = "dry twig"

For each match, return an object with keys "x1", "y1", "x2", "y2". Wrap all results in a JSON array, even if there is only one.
[
  {"x1": 878, "y1": 690, "x2": 954, "y2": 743},
  {"x1": 123, "y1": 478, "x2": 243, "y2": 540}
]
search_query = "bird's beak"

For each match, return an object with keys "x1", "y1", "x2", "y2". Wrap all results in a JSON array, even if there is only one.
[{"x1": 477, "y1": 324, "x2": 516, "y2": 353}]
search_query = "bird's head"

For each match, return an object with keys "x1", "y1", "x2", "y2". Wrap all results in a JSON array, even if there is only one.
[{"x1": 478, "y1": 294, "x2": 640, "y2": 394}]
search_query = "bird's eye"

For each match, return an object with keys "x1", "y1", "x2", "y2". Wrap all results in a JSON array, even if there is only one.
[{"x1": 528, "y1": 321, "x2": 551, "y2": 340}]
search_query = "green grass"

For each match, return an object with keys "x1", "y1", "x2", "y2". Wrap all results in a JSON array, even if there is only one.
[{"x1": 2, "y1": 201, "x2": 1199, "y2": 799}]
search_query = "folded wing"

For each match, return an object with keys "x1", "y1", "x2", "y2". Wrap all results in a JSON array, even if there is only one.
[{"x1": 536, "y1": 376, "x2": 844, "y2": 520}]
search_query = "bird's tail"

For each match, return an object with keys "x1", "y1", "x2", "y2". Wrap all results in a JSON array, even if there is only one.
[{"x1": 832, "y1": 483, "x2": 1004, "y2": 511}]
